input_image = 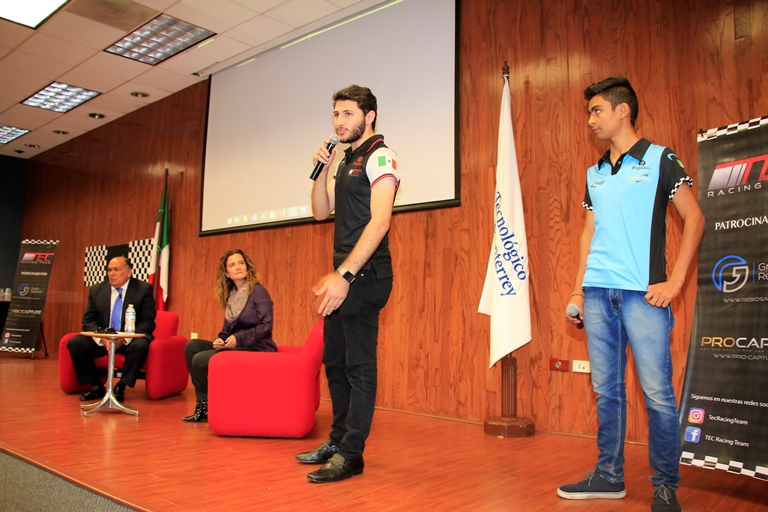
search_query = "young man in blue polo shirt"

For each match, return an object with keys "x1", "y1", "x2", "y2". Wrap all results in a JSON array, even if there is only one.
[{"x1": 557, "y1": 76, "x2": 704, "y2": 512}]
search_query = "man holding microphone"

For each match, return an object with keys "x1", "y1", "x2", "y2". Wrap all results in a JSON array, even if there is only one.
[{"x1": 296, "y1": 84, "x2": 400, "y2": 483}]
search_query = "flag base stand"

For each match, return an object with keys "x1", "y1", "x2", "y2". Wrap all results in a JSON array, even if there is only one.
[
  {"x1": 484, "y1": 416, "x2": 535, "y2": 438},
  {"x1": 484, "y1": 354, "x2": 535, "y2": 438}
]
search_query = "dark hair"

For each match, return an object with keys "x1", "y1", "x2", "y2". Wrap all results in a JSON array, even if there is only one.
[
  {"x1": 333, "y1": 85, "x2": 378, "y2": 131},
  {"x1": 584, "y1": 76, "x2": 638, "y2": 126},
  {"x1": 110, "y1": 256, "x2": 133, "y2": 269}
]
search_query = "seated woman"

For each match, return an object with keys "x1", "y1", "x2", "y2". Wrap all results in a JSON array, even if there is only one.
[{"x1": 183, "y1": 249, "x2": 277, "y2": 422}]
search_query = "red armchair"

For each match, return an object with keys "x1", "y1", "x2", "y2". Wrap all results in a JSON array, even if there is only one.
[
  {"x1": 208, "y1": 320, "x2": 324, "y2": 438},
  {"x1": 58, "y1": 310, "x2": 189, "y2": 400}
]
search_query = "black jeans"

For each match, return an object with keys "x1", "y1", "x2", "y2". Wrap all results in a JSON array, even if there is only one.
[
  {"x1": 184, "y1": 339, "x2": 259, "y2": 400},
  {"x1": 67, "y1": 334, "x2": 149, "y2": 387},
  {"x1": 323, "y1": 267, "x2": 392, "y2": 458}
]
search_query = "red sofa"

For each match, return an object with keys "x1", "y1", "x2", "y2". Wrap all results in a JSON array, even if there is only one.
[
  {"x1": 58, "y1": 310, "x2": 189, "y2": 400},
  {"x1": 208, "y1": 320, "x2": 324, "y2": 438}
]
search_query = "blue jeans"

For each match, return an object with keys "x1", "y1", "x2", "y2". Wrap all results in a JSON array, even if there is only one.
[
  {"x1": 584, "y1": 287, "x2": 681, "y2": 488},
  {"x1": 323, "y1": 267, "x2": 392, "y2": 458}
]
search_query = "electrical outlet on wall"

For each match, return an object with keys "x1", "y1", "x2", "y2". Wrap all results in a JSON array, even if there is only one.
[
  {"x1": 191, "y1": 332, "x2": 198, "y2": 339},
  {"x1": 550, "y1": 358, "x2": 569, "y2": 371},
  {"x1": 573, "y1": 360, "x2": 591, "y2": 373}
]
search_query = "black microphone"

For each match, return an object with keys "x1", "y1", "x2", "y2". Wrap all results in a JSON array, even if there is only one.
[
  {"x1": 310, "y1": 134, "x2": 340, "y2": 181},
  {"x1": 566, "y1": 303, "x2": 584, "y2": 329}
]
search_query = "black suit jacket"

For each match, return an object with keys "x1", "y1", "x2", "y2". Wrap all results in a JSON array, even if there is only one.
[{"x1": 81, "y1": 277, "x2": 157, "y2": 341}]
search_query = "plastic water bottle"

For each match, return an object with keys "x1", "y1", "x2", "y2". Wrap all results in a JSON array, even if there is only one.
[{"x1": 125, "y1": 304, "x2": 136, "y2": 333}]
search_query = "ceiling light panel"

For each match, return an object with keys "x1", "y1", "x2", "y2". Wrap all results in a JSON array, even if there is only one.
[
  {"x1": 0, "y1": 1, "x2": 69, "y2": 29},
  {"x1": 105, "y1": 14, "x2": 215, "y2": 66},
  {"x1": 22, "y1": 81, "x2": 100, "y2": 113},
  {"x1": 0, "y1": 125, "x2": 30, "y2": 144}
]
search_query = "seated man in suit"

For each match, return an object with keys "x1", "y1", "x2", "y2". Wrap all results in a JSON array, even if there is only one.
[{"x1": 67, "y1": 256, "x2": 156, "y2": 403}]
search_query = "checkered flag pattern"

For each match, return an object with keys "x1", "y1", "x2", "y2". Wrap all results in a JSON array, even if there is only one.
[
  {"x1": 697, "y1": 115, "x2": 768, "y2": 142},
  {"x1": 21, "y1": 239, "x2": 59, "y2": 245},
  {"x1": 83, "y1": 238, "x2": 154, "y2": 285},
  {"x1": 0, "y1": 346, "x2": 35, "y2": 354},
  {"x1": 84, "y1": 245, "x2": 108, "y2": 286},
  {"x1": 681, "y1": 451, "x2": 768, "y2": 481},
  {"x1": 129, "y1": 238, "x2": 154, "y2": 281}
]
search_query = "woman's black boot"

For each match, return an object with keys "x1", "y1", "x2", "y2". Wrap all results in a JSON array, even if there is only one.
[{"x1": 182, "y1": 400, "x2": 208, "y2": 422}]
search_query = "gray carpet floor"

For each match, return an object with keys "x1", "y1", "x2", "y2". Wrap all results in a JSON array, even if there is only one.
[{"x1": 0, "y1": 449, "x2": 136, "y2": 511}]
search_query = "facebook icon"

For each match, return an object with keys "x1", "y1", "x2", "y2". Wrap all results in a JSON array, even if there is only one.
[{"x1": 684, "y1": 426, "x2": 701, "y2": 443}]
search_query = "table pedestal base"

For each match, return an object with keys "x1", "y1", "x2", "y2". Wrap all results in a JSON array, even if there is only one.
[{"x1": 79, "y1": 334, "x2": 140, "y2": 417}]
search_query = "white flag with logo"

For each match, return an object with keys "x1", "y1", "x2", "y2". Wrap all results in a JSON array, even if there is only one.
[{"x1": 478, "y1": 75, "x2": 532, "y2": 368}]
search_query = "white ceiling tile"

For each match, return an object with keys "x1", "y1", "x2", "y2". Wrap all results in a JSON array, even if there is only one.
[
  {"x1": 17, "y1": 33, "x2": 99, "y2": 66},
  {"x1": 164, "y1": 0, "x2": 259, "y2": 34},
  {"x1": 158, "y1": 35, "x2": 251, "y2": 76},
  {"x1": 152, "y1": 49, "x2": 211, "y2": 76},
  {"x1": 0, "y1": 141, "x2": 47, "y2": 158},
  {"x1": 57, "y1": 67, "x2": 126, "y2": 94},
  {"x1": 86, "y1": 91, "x2": 151, "y2": 113},
  {"x1": 0, "y1": 104, "x2": 62, "y2": 131},
  {"x1": 133, "y1": 0, "x2": 178, "y2": 11},
  {"x1": 226, "y1": 14, "x2": 294, "y2": 46},
  {"x1": 56, "y1": 106, "x2": 127, "y2": 131},
  {"x1": 110, "y1": 82, "x2": 172, "y2": 104},
  {"x1": 329, "y1": 0, "x2": 367, "y2": 8},
  {"x1": 37, "y1": 11, "x2": 127, "y2": 50},
  {"x1": 34, "y1": 121, "x2": 86, "y2": 142},
  {"x1": 0, "y1": 67, "x2": 52, "y2": 94},
  {"x1": 232, "y1": 0, "x2": 288, "y2": 13},
  {"x1": 64, "y1": 0, "x2": 159, "y2": 32},
  {"x1": 0, "y1": 95, "x2": 17, "y2": 113},
  {"x1": 80, "y1": 52, "x2": 152, "y2": 81},
  {"x1": 266, "y1": 0, "x2": 339, "y2": 28},
  {"x1": 0, "y1": 20, "x2": 34, "y2": 49},
  {"x1": 186, "y1": 35, "x2": 252, "y2": 63},
  {"x1": 1, "y1": 51, "x2": 74, "y2": 80},
  {"x1": 132, "y1": 67, "x2": 202, "y2": 92}
]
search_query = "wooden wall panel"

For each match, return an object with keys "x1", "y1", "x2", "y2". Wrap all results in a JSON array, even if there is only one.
[{"x1": 17, "y1": 0, "x2": 767, "y2": 442}]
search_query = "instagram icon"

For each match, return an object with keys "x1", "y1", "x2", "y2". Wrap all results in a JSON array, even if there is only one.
[{"x1": 688, "y1": 407, "x2": 705, "y2": 424}]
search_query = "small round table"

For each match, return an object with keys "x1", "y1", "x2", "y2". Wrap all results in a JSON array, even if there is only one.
[{"x1": 79, "y1": 332, "x2": 145, "y2": 417}]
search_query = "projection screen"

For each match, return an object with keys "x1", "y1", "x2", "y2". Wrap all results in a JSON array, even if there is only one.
[{"x1": 201, "y1": 0, "x2": 458, "y2": 234}]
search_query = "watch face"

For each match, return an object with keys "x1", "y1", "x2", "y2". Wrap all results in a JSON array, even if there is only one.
[{"x1": 343, "y1": 271, "x2": 355, "y2": 283}]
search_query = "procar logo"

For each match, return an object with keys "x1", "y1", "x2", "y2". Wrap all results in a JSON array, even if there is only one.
[
  {"x1": 712, "y1": 255, "x2": 749, "y2": 293},
  {"x1": 706, "y1": 154, "x2": 767, "y2": 197},
  {"x1": 21, "y1": 252, "x2": 54, "y2": 264}
]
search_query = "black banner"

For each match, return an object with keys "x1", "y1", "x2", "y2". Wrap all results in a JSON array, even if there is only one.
[
  {"x1": 679, "y1": 117, "x2": 768, "y2": 480},
  {"x1": 0, "y1": 239, "x2": 59, "y2": 355}
]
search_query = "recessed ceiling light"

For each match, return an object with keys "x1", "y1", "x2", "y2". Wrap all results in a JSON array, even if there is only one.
[
  {"x1": 23, "y1": 82, "x2": 100, "y2": 113},
  {"x1": 89, "y1": 113, "x2": 105, "y2": 119},
  {"x1": 0, "y1": 1, "x2": 69, "y2": 29},
  {"x1": 0, "y1": 125, "x2": 30, "y2": 144},
  {"x1": 130, "y1": 91, "x2": 150, "y2": 98},
  {"x1": 106, "y1": 13, "x2": 215, "y2": 65},
  {"x1": 53, "y1": 129, "x2": 69, "y2": 135},
  {"x1": 24, "y1": 144, "x2": 41, "y2": 148}
]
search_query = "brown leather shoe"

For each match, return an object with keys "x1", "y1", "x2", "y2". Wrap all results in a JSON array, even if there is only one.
[
  {"x1": 79, "y1": 385, "x2": 106, "y2": 401},
  {"x1": 307, "y1": 454, "x2": 364, "y2": 483},
  {"x1": 295, "y1": 440, "x2": 340, "y2": 464}
]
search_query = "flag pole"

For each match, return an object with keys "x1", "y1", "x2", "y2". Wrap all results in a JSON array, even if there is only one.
[{"x1": 483, "y1": 63, "x2": 535, "y2": 438}]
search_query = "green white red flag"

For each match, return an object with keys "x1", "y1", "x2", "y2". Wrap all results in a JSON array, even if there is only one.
[{"x1": 149, "y1": 170, "x2": 170, "y2": 310}]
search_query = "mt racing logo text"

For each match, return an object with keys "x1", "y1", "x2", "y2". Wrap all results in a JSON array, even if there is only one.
[
  {"x1": 707, "y1": 153, "x2": 767, "y2": 197},
  {"x1": 21, "y1": 252, "x2": 54, "y2": 264}
]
